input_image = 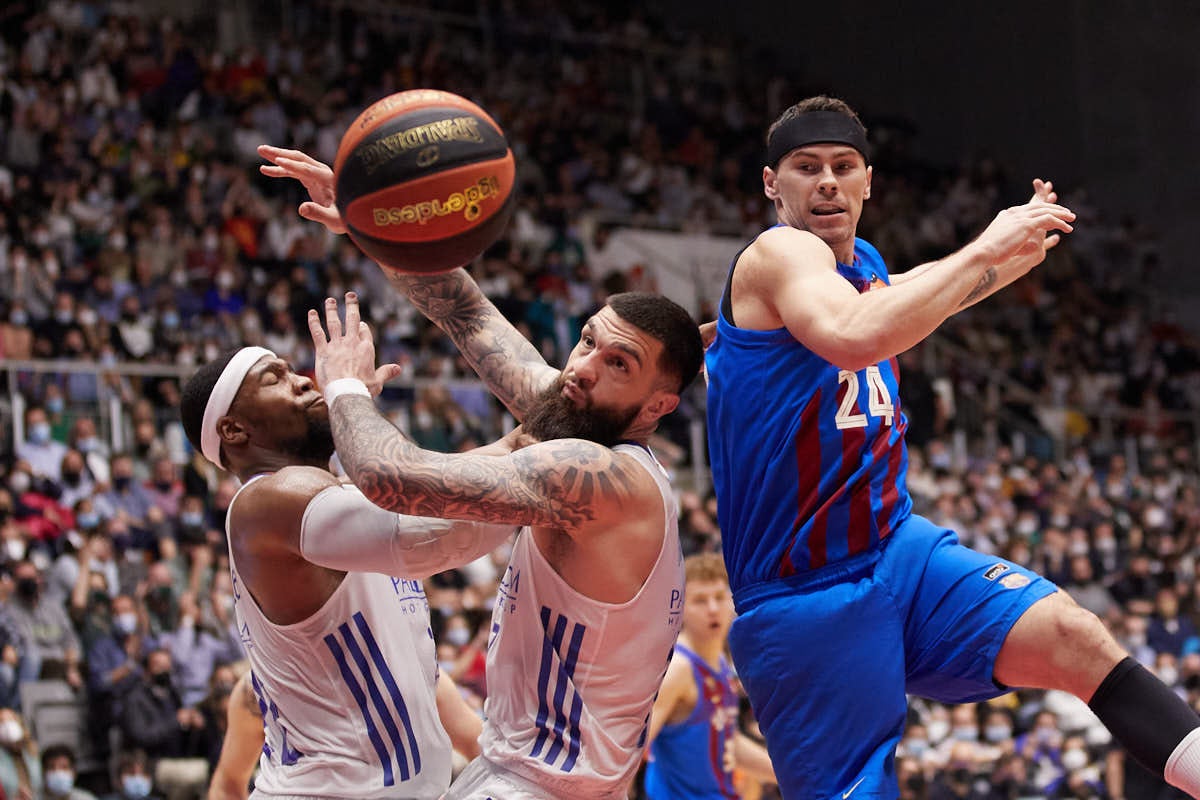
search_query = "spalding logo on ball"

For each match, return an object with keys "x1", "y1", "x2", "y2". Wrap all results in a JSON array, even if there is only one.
[{"x1": 333, "y1": 89, "x2": 516, "y2": 274}]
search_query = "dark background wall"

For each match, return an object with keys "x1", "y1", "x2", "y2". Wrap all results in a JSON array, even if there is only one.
[{"x1": 650, "y1": 0, "x2": 1200, "y2": 293}]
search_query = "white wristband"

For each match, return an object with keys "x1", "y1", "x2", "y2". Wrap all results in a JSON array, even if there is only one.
[{"x1": 323, "y1": 378, "x2": 371, "y2": 406}]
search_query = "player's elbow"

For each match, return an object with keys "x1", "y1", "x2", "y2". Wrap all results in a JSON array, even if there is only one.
[{"x1": 813, "y1": 331, "x2": 876, "y2": 373}]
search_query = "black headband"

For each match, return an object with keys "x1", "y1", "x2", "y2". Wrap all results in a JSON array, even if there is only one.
[{"x1": 766, "y1": 111, "x2": 870, "y2": 168}]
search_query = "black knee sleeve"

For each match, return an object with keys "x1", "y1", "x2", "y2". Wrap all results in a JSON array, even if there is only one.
[{"x1": 1088, "y1": 656, "x2": 1200, "y2": 773}]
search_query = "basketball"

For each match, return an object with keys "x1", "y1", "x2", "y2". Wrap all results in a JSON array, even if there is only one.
[{"x1": 333, "y1": 89, "x2": 516, "y2": 274}]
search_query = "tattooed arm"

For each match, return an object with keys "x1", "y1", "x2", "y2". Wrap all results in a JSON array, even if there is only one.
[
  {"x1": 330, "y1": 394, "x2": 651, "y2": 533},
  {"x1": 382, "y1": 268, "x2": 559, "y2": 420}
]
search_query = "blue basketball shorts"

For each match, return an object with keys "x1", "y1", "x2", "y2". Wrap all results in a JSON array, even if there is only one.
[{"x1": 728, "y1": 514, "x2": 1057, "y2": 800}]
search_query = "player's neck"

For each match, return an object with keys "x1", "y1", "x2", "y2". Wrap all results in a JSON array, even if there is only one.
[{"x1": 678, "y1": 631, "x2": 723, "y2": 668}]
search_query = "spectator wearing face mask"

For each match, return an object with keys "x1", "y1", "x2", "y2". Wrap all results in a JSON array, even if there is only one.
[
  {"x1": 102, "y1": 750, "x2": 162, "y2": 800},
  {"x1": 67, "y1": 417, "x2": 111, "y2": 487},
  {"x1": 156, "y1": 592, "x2": 242, "y2": 708},
  {"x1": 117, "y1": 649, "x2": 206, "y2": 762},
  {"x1": 16, "y1": 406, "x2": 68, "y2": 484},
  {"x1": 41, "y1": 743, "x2": 97, "y2": 800},
  {"x1": 143, "y1": 458, "x2": 183, "y2": 519},
  {"x1": 5, "y1": 560, "x2": 82, "y2": 688},
  {"x1": 0, "y1": 708, "x2": 40, "y2": 800},
  {"x1": 1148, "y1": 586, "x2": 1200, "y2": 658},
  {"x1": 57, "y1": 450, "x2": 95, "y2": 511},
  {"x1": 94, "y1": 453, "x2": 155, "y2": 531}
]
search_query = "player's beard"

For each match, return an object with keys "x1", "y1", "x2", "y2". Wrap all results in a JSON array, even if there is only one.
[
  {"x1": 278, "y1": 414, "x2": 336, "y2": 465},
  {"x1": 522, "y1": 377, "x2": 640, "y2": 448}
]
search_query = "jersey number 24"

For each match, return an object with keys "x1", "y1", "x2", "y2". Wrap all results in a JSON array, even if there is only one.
[{"x1": 834, "y1": 366, "x2": 894, "y2": 430}]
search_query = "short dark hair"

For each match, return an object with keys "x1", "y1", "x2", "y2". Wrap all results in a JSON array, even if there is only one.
[
  {"x1": 606, "y1": 292, "x2": 703, "y2": 395},
  {"x1": 40, "y1": 743, "x2": 76, "y2": 771},
  {"x1": 179, "y1": 350, "x2": 241, "y2": 459},
  {"x1": 116, "y1": 748, "x2": 150, "y2": 776},
  {"x1": 767, "y1": 95, "x2": 866, "y2": 144}
]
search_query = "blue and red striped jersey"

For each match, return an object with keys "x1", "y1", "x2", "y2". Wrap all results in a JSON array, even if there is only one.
[
  {"x1": 706, "y1": 236, "x2": 912, "y2": 594},
  {"x1": 643, "y1": 644, "x2": 739, "y2": 800}
]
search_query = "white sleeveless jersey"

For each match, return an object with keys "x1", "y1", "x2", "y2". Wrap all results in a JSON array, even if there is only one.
[
  {"x1": 227, "y1": 478, "x2": 452, "y2": 800},
  {"x1": 462, "y1": 443, "x2": 685, "y2": 800}
]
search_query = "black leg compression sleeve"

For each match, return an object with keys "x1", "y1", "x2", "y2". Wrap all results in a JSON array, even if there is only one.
[{"x1": 1088, "y1": 656, "x2": 1200, "y2": 774}]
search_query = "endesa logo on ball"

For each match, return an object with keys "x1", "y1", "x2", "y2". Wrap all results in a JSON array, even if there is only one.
[{"x1": 372, "y1": 176, "x2": 502, "y2": 227}]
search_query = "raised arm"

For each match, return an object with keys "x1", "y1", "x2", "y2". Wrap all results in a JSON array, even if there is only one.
[
  {"x1": 890, "y1": 178, "x2": 1065, "y2": 312},
  {"x1": 258, "y1": 143, "x2": 557, "y2": 418},
  {"x1": 382, "y1": 268, "x2": 558, "y2": 419},
  {"x1": 745, "y1": 196, "x2": 1073, "y2": 371}
]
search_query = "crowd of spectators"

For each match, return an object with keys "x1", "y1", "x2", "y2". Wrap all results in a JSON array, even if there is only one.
[{"x1": 0, "y1": 1, "x2": 1197, "y2": 799}]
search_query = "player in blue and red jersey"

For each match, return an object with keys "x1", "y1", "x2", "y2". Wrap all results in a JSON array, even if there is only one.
[
  {"x1": 705, "y1": 95, "x2": 1200, "y2": 800},
  {"x1": 643, "y1": 554, "x2": 774, "y2": 800}
]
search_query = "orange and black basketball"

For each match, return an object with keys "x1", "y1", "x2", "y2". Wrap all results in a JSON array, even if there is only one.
[{"x1": 333, "y1": 90, "x2": 516, "y2": 273}]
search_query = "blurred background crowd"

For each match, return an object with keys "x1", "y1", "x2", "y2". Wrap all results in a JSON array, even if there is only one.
[{"x1": 0, "y1": 1, "x2": 1197, "y2": 798}]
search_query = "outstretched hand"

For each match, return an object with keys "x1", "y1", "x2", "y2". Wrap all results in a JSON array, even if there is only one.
[
  {"x1": 258, "y1": 145, "x2": 346, "y2": 235},
  {"x1": 978, "y1": 185, "x2": 1074, "y2": 269},
  {"x1": 308, "y1": 292, "x2": 405, "y2": 395}
]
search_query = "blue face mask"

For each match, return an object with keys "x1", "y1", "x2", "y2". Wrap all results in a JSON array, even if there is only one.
[
  {"x1": 122, "y1": 774, "x2": 152, "y2": 799},
  {"x1": 45, "y1": 769, "x2": 74, "y2": 796},
  {"x1": 180, "y1": 511, "x2": 204, "y2": 528},
  {"x1": 28, "y1": 422, "x2": 51, "y2": 445},
  {"x1": 76, "y1": 511, "x2": 100, "y2": 529},
  {"x1": 46, "y1": 397, "x2": 64, "y2": 415}
]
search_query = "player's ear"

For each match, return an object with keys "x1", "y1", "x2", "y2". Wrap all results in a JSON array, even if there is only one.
[
  {"x1": 217, "y1": 415, "x2": 250, "y2": 449},
  {"x1": 763, "y1": 165, "x2": 780, "y2": 200},
  {"x1": 864, "y1": 164, "x2": 873, "y2": 200},
  {"x1": 640, "y1": 390, "x2": 680, "y2": 424}
]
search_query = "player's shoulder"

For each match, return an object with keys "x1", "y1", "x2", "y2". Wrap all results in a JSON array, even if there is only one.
[
  {"x1": 240, "y1": 466, "x2": 340, "y2": 504},
  {"x1": 233, "y1": 467, "x2": 341, "y2": 536},
  {"x1": 742, "y1": 225, "x2": 836, "y2": 275}
]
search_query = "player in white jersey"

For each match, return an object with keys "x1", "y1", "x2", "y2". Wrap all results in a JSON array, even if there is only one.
[
  {"x1": 263, "y1": 145, "x2": 703, "y2": 798},
  {"x1": 301, "y1": 288, "x2": 700, "y2": 800},
  {"x1": 179, "y1": 347, "x2": 513, "y2": 800}
]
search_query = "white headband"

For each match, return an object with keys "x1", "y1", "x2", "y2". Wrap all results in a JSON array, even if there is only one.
[{"x1": 200, "y1": 347, "x2": 275, "y2": 470}]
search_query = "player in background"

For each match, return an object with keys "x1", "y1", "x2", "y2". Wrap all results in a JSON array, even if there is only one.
[
  {"x1": 704, "y1": 95, "x2": 1200, "y2": 799},
  {"x1": 180, "y1": 347, "x2": 513, "y2": 800},
  {"x1": 643, "y1": 553, "x2": 775, "y2": 800}
]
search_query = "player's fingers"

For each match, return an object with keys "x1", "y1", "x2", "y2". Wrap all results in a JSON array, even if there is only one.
[
  {"x1": 376, "y1": 363, "x2": 405, "y2": 385},
  {"x1": 1043, "y1": 233, "x2": 1062, "y2": 251},
  {"x1": 260, "y1": 165, "x2": 287, "y2": 177},
  {"x1": 306, "y1": 309, "x2": 327, "y2": 349},
  {"x1": 344, "y1": 292, "x2": 361, "y2": 335},
  {"x1": 298, "y1": 203, "x2": 343, "y2": 229},
  {"x1": 258, "y1": 145, "x2": 318, "y2": 166},
  {"x1": 325, "y1": 296, "x2": 343, "y2": 340}
]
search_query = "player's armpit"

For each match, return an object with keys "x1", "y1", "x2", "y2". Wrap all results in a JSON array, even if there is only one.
[
  {"x1": 381, "y1": 267, "x2": 559, "y2": 419},
  {"x1": 329, "y1": 398, "x2": 649, "y2": 533}
]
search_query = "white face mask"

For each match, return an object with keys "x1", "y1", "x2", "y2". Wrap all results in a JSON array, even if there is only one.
[
  {"x1": 1061, "y1": 748, "x2": 1088, "y2": 771},
  {"x1": 0, "y1": 719, "x2": 23, "y2": 744},
  {"x1": 926, "y1": 720, "x2": 950, "y2": 742}
]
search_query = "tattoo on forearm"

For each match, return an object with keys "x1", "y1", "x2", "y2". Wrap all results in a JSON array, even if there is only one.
[
  {"x1": 331, "y1": 396, "x2": 642, "y2": 529},
  {"x1": 384, "y1": 269, "x2": 554, "y2": 417},
  {"x1": 960, "y1": 267, "x2": 997, "y2": 307}
]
